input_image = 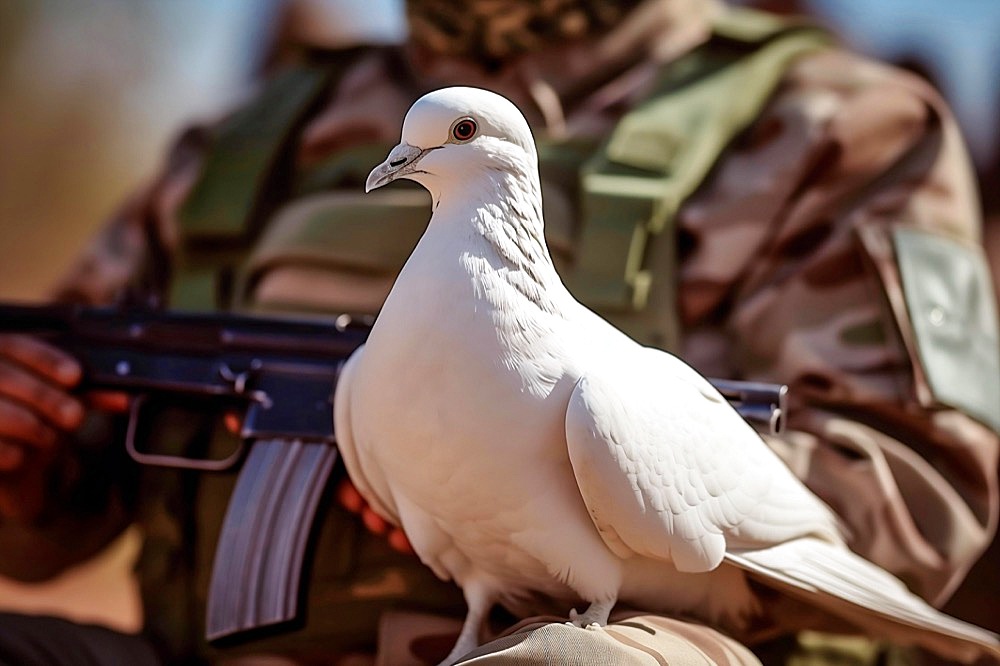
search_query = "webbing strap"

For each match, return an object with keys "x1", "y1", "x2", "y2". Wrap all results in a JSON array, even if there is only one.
[
  {"x1": 170, "y1": 66, "x2": 336, "y2": 310},
  {"x1": 178, "y1": 67, "x2": 332, "y2": 240},
  {"x1": 572, "y1": 8, "x2": 830, "y2": 312}
]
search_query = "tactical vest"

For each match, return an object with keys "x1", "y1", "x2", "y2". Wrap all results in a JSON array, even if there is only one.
[
  {"x1": 143, "y1": 9, "x2": 846, "y2": 662},
  {"x1": 170, "y1": 9, "x2": 830, "y2": 351}
]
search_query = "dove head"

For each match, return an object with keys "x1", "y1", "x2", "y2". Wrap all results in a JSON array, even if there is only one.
[{"x1": 366, "y1": 87, "x2": 540, "y2": 201}]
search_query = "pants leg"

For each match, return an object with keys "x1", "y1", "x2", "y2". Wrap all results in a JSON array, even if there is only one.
[{"x1": 0, "y1": 612, "x2": 161, "y2": 666}]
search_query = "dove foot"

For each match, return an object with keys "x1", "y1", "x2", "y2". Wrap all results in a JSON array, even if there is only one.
[
  {"x1": 438, "y1": 619, "x2": 482, "y2": 666},
  {"x1": 438, "y1": 636, "x2": 478, "y2": 666},
  {"x1": 568, "y1": 598, "x2": 615, "y2": 628},
  {"x1": 438, "y1": 578, "x2": 493, "y2": 666}
]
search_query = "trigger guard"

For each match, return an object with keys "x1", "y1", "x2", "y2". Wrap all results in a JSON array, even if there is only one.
[{"x1": 124, "y1": 395, "x2": 245, "y2": 471}]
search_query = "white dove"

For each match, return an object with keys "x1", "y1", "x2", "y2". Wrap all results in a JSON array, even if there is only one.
[{"x1": 335, "y1": 86, "x2": 1000, "y2": 665}]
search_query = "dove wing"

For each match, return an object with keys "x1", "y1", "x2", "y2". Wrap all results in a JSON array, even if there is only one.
[
  {"x1": 564, "y1": 344, "x2": 839, "y2": 574},
  {"x1": 334, "y1": 344, "x2": 401, "y2": 525}
]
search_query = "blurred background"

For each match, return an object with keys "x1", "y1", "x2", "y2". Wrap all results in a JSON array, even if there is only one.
[
  {"x1": 0, "y1": 0, "x2": 406, "y2": 300},
  {"x1": 0, "y1": 0, "x2": 997, "y2": 643},
  {"x1": 0, "y1": 0, "x2": 997, "y2": 303}
]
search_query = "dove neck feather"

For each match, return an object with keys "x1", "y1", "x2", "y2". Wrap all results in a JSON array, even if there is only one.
[{"x1": 431, "y1": 149, "x2": 564, "y2": 314}]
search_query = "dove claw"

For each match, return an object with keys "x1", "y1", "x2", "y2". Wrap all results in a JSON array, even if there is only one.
[
  {"x1": 568, "y1": 608, "x2": 590, "y2": 628},
  {"x1": 567, "y1": 599, "x2": 615, "y2": 627},
  {"x1": 568, "y1": 612, "x2": 587, "y2": 628}
]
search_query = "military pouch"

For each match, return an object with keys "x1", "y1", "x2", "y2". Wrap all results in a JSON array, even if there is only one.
[
  {"x1": 233, "y1": 139, "x2": 586, "y2": 315},
  {"x1": 857, "y1": 224, "x2": 1000, "y2": 432},
  {"x1": 230, "y1": 189, "x2": 433, "y2": 314}
]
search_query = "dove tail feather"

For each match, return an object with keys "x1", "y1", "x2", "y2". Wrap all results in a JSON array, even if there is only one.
[{"x1": 725, "y1": 540, "x2": 1000, "y2": 664}]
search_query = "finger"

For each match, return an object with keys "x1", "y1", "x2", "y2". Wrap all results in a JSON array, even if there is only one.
[
  {"x1": 0, "y1": 401, "x2": 58, "y2": 450},
  {"x1": 337, "y1": 479, "x2": 365, "y2": 514},
  {"x1": 223, "y1": 412, "x2": 242, "y2": 435},
  {"x1": 0, "y1": 359, "x2": 84, "y2": 430},
  {"x1": 361, "y1": 506, "x2": 388, "y2": 535},
  {"x1": 86, "y1": 391, "x2": 131, "y2": 413},
  {"x1": 388, "y1": 528, "x2": 415, "y2": 555},
  {"x1": 0, "y1": 335, "x2": 80, "y2": 387},
  {"x1": 0, "y1": 440, "x2": 25, "y2": 472}
]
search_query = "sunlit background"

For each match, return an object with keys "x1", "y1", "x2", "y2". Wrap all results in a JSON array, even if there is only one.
[
  {"x1": 0, "y1": 0, "x2": 997, "y2": 646},
  {"x1": 1, "y1": 0, "x2": 997, "y2": 300},
  {"x1": 0, "y1": 0, "x2": 404, "y2": 300}
]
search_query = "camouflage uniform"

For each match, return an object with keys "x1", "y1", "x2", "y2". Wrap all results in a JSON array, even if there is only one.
[{"x1": 2, "y1": 0, "x2": 997, "y2": 664}]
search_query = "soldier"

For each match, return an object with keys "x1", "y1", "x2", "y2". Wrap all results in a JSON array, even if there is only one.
[{"x1": 1, "y1": 0, "x2": 997, "y2": 663}]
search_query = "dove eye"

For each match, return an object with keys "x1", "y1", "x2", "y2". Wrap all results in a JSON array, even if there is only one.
[{"x1": 452, "y1": 118, "x2": 477, "y2": 142}]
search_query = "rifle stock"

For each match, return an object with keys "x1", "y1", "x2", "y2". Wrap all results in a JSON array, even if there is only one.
[{"x1": 0, "y1": 302, "x2": 788, "y2": 642}]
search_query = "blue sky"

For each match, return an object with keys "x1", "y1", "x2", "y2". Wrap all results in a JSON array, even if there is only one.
[{"x1": 809, "y1": 0, "x2": 1000, "y2": 167}]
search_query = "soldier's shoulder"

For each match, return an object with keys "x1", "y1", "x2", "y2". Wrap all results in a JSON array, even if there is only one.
[
  {"x1": 748, "y1": 45, "x2": 951, "y2": 176},
  {"x1": 782, "y1": 46, "x2": 942, "y2": 108}
]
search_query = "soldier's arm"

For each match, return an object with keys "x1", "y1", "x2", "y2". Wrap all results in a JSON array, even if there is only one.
[
  {"x1": 680, "y1": 49, "x2": 998, "y2": 605},
  {"x1": 0, "y1": 128, "x2": 207, "y2": 581}
]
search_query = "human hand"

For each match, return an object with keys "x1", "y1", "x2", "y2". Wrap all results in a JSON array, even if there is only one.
[
  {"x1": 0, "y1": 334, "x2": 127, "y2": 521},
  {"x1": 337, "y1": 478, "x2": 414, "y2": 555},
  {"x1": 221, "y1": 413, "x2": 413, "y2": 555}
]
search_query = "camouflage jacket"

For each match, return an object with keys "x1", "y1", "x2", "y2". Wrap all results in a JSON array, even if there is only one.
[{"x1": 11, "y1": 2, "x2": 997, "y2": 661}]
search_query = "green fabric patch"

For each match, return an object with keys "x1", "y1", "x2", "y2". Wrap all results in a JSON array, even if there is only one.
[
  {"x1": 295, "y1": 143, "x2": 396, "y2": 197},
  {"x1": 178, "y1": 66, "x2": 332, "y2": 240},
  {"x1": 894, "y1": 227, "x2": 1000, "y2": 432},
  {"x1": 840, "y1": 319, "x2": 888, "y2": 346},
  {"x1": 231, "y1": 189, "x2": 432, "y2": 308},
  {"x1": 171, "y1": 64, "x2": 338, "y2": 310}
]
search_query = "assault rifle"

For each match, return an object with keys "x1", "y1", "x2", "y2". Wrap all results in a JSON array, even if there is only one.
[{"x1": 0, "y1": 302, "x2": 787, "y2": 642}]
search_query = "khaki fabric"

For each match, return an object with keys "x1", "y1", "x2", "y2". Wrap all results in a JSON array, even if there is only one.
[
  {"x1": 458, "y1": 615, "x2": 763, "y2": 666},
  {"x1": 370, "y1": 612, "x2": 900, "y2": 665},
  {"x1": 371, "y1": 611, "x2": 763, "y2": 666}
]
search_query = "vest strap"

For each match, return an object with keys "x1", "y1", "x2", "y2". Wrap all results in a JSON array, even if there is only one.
[
  {"x1": 572, "y1": 8, "x2": 831, "y2": 313},
  {"x1": 171, "y1": 64, "x2": 341, "y2": 309}
]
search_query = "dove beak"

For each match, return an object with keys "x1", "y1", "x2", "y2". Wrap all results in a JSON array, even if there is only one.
[{"x1": 366, "y1": 142, "x2": 434, "y2": 193}]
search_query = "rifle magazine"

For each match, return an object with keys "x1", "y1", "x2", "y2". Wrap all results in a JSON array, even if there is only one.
[{"x1": 206, "y1": 438, "x2": 338, "y2": 642}]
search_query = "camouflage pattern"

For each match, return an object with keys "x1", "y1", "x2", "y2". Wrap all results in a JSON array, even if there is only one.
[
  {"x1": 16, "y1": 0, "x2": 997, "y2": 664},
  {"x1": 677, "y1": 48, "x2": 998, "y2": 605},
  {"x1": 406, "y1": 0, "x2": 644, "y2": 63}
]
